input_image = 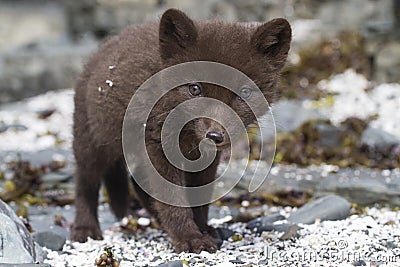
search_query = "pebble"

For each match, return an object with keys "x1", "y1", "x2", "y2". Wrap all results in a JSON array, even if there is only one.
[
  {"x1": 246, "y1": 213, "x2": 286, "y2": 230},
  {"x1": 39, "y1": 205, "x2": 400, "y2": 267},
  {"x1": 278, "y1": 224, "x2": 301, "y2": 240},
  {"x1": 216, "y1": 227, "x2": 236, "y2": 241},
  {"x1": 353, "y1": 260, "x2": 367, "y2": 266},
  {"x1": 137, "y1": 217, "x2": 151, "y2": 227},
  {"x1": 156, "y1": 260, "x2": 183, "y2": 267},
  {"x1": 229, "y1": 259, "x2": 245, "y2": 264},
  {"x1": 255, "y1": 223, "x2": 296, "y2": 234}
]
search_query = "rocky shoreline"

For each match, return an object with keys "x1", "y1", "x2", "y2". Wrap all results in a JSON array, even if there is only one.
[{"x1": 0, "y1": 75, "x2": 399, "y2": 266}]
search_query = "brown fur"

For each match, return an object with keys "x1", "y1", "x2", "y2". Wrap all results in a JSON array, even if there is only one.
[{"x1": 71, "y1": 9, "x2": 291, "y2": 253}]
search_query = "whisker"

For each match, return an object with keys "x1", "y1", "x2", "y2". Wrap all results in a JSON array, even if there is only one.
[{"x1": 188, "y1": 144, "x2": 200, "y2": 154}]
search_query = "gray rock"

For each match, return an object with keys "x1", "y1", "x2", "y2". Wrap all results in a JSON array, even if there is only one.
[
  {"x1": 33, "y1": 226, "x2": 68, "y2": 251},
  {"x1": 157, "y1": 260, "x2": 183, "y2": 267},
  {"x1": 41, "y1": 172, "x2": 73, "y2": 185},
  {"x1": 257, "y1": 223, "x2": 297, "y2": 234},
  {"x1": 361, "y1": 125, "x2": 400, "y2": 148},
  {"x1": 288, "y1": 195, "x2": 351, "y2": 224},
  {"x1": 279, "y1": 224, "x2": 301, "y2": 240},
  {"x1": 0, "y1": 200, "x2": 38, "y2": 263},
  {"x1": 216, "y1": 228, "x2": 236, "y2": 241},
  {"x1": 229, "y1": 258, "x2": 245, "y2": 264},
  {"x1": 270, "y1": 100, "x2": 325, "y2": 133},
  {"x1": 246, "y1": 213, "x2": 285, "y2": 230},
  {"x1": 353, "y1": 260, "x2": 367, "y2": 266},
  {"x1": 34, "y1": 242, "x2": 47, "y2": 264},
  {"x1": 0, "y1": 39, "x2": 96, "y2": 103},
  {"x1": 315, "y1": 122, "x2": 343, "y2": 148}
]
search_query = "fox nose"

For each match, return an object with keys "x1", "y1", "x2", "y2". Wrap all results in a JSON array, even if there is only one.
[{"x1": 206, "y1": 131, "x2": 224, "y2": 144}]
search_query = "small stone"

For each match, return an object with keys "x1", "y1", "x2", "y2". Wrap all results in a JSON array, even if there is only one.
[
  {"x1": 37, "y1": 109, "x2": 56, "y2": 119},
  {"x1": 258, "y1": 259, "x2": 268, "y2": 265},
  {"x1": 288, "y1": 195, "x2": 351, "y2": 224},
  {"x1": 279, "y1": 224, "x2": 301, "y2": 240},
  {"x1": 137, "y1": 217, "x2": 151, "y2": 226},
  {"x1": 257, "y1": 223, "x2": 298, "y2": 234},
  {"x1": 151, "y1": 256, "x2": 162, "y2": 262},
  {"x1": 353, "y1": 259, "x2": 367, "y2": 266},
  {"x1": 385, "y1": 240, "x2": 398, "y2": 249},
  {"x1": 216, "y1": 227, "x2": 236, "y2": 240},
  {"x1": 241, "y1": 200, "x2": 250, "y2": 207},
  {"x1": 156, "y1": 260, "x2": 183, "y2": 267},
  {"x1": 229, "y1": 259, "x2": 245, "y2": 264},
  {"x1": 246, "y1": 213, "x2": 286, "y2": 230},
  {"x1": 41, "y1": 172, "x2": 72, "y2": 184}
]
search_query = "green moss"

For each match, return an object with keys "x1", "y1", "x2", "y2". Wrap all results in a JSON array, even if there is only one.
[
  {"x1": 231, "y1": 234, "x2": 243, "y2": 242},
  {"x1": 0, "y1": 159, "x2": 70, "y2": 219},
  {"x1": 273, "y1": 118, "x2": 399, "y2": 169}
]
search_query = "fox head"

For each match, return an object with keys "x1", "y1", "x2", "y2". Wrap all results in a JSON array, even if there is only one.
[{"x1": 146, "y1": 9, "x2": 291, "y2": 157}]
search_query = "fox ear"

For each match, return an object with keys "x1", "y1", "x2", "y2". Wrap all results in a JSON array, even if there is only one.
[
  {"x1": 251, "y1": 18, "x2": 291, "y2": 70},
  {"x1": 159, "y1": 9, "x2": 198, "y2": 60}
]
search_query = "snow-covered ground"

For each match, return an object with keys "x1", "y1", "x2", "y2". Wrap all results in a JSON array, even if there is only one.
[
  {"x1": 0, "y1": 89, "x2": 73, "y2": 152},
  {"x1": 317, "y1": 69, "x2": 400, "y2": 139}
]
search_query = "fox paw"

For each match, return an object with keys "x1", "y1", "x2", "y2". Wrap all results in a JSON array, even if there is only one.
[
  {"x1": 174, "y1": 234, "x2": 217, "y2": 254},
  {"x1": 71, "y1": 225, "x2": 103, "y2": 242}
]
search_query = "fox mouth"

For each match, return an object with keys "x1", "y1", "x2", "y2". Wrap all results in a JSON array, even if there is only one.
[{"x1": 201, "y1": 138, "x2": 231, "y2": 151}]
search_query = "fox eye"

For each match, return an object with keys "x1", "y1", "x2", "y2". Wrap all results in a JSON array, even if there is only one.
[
  {"x1": 188, "y1": 83, "x2": 202, "y2": 97},
  {"x1": 239, "y1": 87, "x2": 252, "y2": 99}
]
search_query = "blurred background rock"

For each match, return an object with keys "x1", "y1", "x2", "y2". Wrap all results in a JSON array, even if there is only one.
[{"x1": 0, "y1": 0, "x2": 399, "y2": 103}]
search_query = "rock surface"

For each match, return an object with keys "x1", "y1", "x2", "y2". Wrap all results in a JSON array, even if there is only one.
[
  {"x1": 33, "y1": 226, "x2": 68, "y2": 251},
  {"x1": 361, "y1": 125, "x2": 400, "y2": 147},
  {"x1": 0, "y1": 200, "x2": 38, "y2": 263},
  {"x1": 246, "y1": 213, "x2": 285, "y2": 230},
  {"x1": 287, "y1": 195, "x2": 351, "y2": 224},
  {"x1": 156, "y1": 260, "x2": 183, "y2": 267},
  {"x1": 270, "y1": 100, "x2": 325, "y2": 133}
]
